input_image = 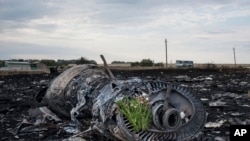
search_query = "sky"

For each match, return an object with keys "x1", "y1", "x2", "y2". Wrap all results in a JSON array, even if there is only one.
[{"x1": 0, "y1": 0, "x2": 250, "y2": 64}]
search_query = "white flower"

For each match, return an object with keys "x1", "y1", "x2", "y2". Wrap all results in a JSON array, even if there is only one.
[
  {"x1": 142, "y1": 92, "x2": 147, "y2": 97},
  {"x1": 180, "y1": 111, "x2": 185, "y2": 119}
]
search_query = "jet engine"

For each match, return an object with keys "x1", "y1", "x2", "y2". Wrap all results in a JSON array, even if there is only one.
[{"x1": 44, "y1": 64, "x2": 206, "y2": 141}]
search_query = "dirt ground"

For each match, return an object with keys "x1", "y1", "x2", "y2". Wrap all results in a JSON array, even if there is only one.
[{"x1": 0, "y1": 68, "x2": 249, "y2": 141}]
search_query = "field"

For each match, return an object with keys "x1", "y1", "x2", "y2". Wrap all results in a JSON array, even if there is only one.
[{"x1": 0, "y1": 68, "x2": 249, "y2": 140}]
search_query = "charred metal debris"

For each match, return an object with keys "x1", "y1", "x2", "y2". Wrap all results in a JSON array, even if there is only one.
[{"x1": 13, "y1": 57, "x2": 206, "y2": 141}]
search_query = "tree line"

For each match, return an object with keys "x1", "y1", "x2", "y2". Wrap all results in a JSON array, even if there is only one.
[
  {"x1": 112, "y1": 59, "x2": 164, "y2": 67},
  {"x1": 0, "y1": 57, "x2": 163, "y2": 67},
  {"x1": 0, "y1": 57, "x2": 97, "y2": 67}
]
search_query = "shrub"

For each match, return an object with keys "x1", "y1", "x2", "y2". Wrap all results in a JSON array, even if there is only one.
[{"x1": 140, "y1": 59, "x2": 154, "y2": 67}]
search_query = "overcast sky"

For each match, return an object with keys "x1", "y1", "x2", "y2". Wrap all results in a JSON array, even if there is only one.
[{"x1": 0, "y1": 0, "x2": 250, "y2": 64}]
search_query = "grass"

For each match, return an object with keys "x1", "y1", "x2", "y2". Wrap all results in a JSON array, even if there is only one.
[{"x1": 116, "y1": 96, "x2": 152, "y2": 132}]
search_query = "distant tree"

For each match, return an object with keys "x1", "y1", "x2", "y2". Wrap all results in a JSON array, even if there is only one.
[
  {"x1": 77, "y1": 57, "x2": 88, "y2": 64},
  {"x1": 88, "y1": 60, "x2": 97, "y2": 64},
  {"x1": 40, "y1": 59, "x2": 57, "y2": 66},
  {"x1": 0, "y1": 60, "x2": 5, "y2": 67},
  {"x1": 11, "y1": 59, "x2": 18, "y2": 61},
  {"x1": 57, "y1": 59, "x2": 77, "y2": 66},
  {"x1": 140, "y1": 59, "x2": 154, "y2": 66},
  {"x1": 111, "y1": 61, "x2": 126, "y2": 64},
  {"x1": 131, "y1": 61, "x2": 140, "y2": 67},
  {"x1": 28, "y1": 59, "x2": 40, "y2": 63},
  {"x1": 76, "y1": 57, "x2": 97, "y2": 65},
  {"x1": 154, "y1": 62, "x2": 164, "y2": 67}
]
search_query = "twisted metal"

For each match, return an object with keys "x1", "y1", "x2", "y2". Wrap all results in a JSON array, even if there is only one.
[{"x1": 44, "y1": 65, "x2": 206, "y2": 141}]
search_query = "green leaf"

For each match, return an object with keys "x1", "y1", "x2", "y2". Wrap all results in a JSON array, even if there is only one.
[{"x1": 116, "y1": 96, "x2": 152, "y2": 132}]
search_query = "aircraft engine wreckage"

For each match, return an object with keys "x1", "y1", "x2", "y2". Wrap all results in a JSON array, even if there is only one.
[{"x1": 17, "y1": 60, "x2": 206, "y2": 140}]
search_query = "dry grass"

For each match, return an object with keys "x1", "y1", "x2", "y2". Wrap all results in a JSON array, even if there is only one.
[{"x1": 0, "y1": 70, "x2": 49, "y2": 76}]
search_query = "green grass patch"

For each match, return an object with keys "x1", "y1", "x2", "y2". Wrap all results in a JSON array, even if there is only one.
[{"x1": 116, "y1": 96, "x2": 152, "y2": 132}]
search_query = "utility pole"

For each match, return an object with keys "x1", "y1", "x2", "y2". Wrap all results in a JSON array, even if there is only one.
[
  {"x1": 165, "y1": 38, "x2": 168, "y2": 68},
  {"x1": 233, "y1": 47, "x2": 236, "y2": 69}
]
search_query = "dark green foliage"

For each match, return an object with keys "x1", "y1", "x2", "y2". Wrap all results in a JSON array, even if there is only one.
[
  {"x1": 76, "y1": 57, "x2": 97, "y2": 65},
  {"x1": 88, "y1": 60, "x2": 97, "y2": 65},
  {"x1": 154, "y1": 62, "x2": 164, "y2": 66},
  {"x1": 1, "y1": 57, "x2": 97, "y2": 68},
  {"x1": 57, "y1": 59, "x2": 77, "y2": 65},
  {"x1": 140, "y1": 59, "x2": 154, "y2": 66},
  {"x1": 130, "y1": 59, "x2": 155, "y2": 67},
  {"x1": 18, "y1": 59, "x2": 24, "y2": 62},
  {"x1": 0, "y1": 60, "x2": 5, "y2": 67},
  {"x1": 40, "y1": 59, "x2": 57, "y2": 66},
  {"x1": 111, "y1": 61, "x2": 126, "y2": 64},
  {"x1": 131, "y1": 61, "x2": 140, "y2": 67}
]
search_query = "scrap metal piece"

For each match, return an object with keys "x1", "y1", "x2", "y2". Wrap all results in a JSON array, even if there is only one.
[
  {"x1": 205, "y1": 120, "x2": 226, "y2": 128},
  {"x1": 100, "y1": 54, "x2": 115, "y2": 79},
  {"x1": 209, "y1": 100, "x2": 227, "y2": 107},
  {"x1": 39, "y1": 107, "x2": 62, "y2": 122}
]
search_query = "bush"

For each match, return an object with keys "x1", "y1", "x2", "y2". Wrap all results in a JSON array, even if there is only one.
[
  {"x1": 131, "y1": 61, "x2": 140, "y2": 67},
  {"x1": 154, "y1": 62, "x2": 164, "y2": 67},
  {"x1": 111, "y1": 61, "x2": 126, "y2": 64},
  {"x1": 40, "y1": 59, "x2": 57, "y2": 66},
  {"x1": 76, "y1": 57, "x2": 97, "y2": 65},
  {"x1": 0, "y1": 60, "x2": 5, "y2": 67},
  {"x1": 140, "y1": 59, "x2": 154, "y2": 67}
]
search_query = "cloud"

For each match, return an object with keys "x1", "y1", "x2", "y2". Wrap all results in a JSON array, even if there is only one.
[
  {"x1": 0, "y1": 0, "x2": 250, "y2": 63},
  {"x1": 0, "y1": 41, "x2": 98, "y2": 60}
]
